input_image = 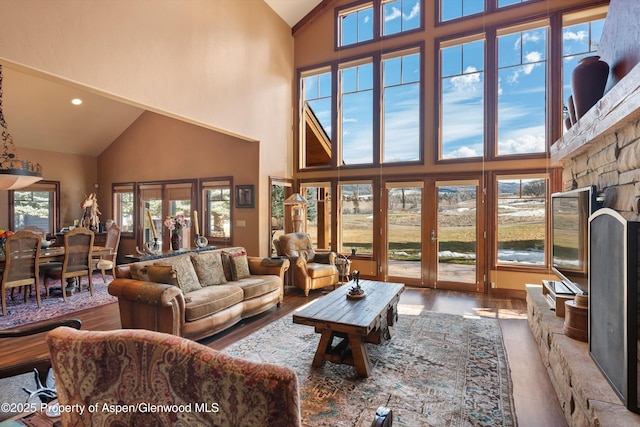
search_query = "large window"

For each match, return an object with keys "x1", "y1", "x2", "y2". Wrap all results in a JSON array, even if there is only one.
[
  {"x1": 10, "y1": 181, "x2": 59, "y2": 236},
  {"x1": 339, "y1": 181, "x2": 373, "y2": 255},
  {"x1": 496, "y1": 175, "x2": 548, "y2": 266},
  {"x1": 201, "y1": 178, "x2": 232, "y2": 245},
  {"x1": 338, "y1": 0, "x2": 421, "y2": 48},
  {"x1": 113, "y1": 183, "x2": 134, "y2": 234},
  {"x1": 382, "y1": 0, "x2": 421, "y2": 36},
  {"x1": 301, "y1": 69, "x2": 333, "y2": 168},
  {"x1": 300, "y1": 46, "x2": 422, "y2": 169},
  {"x1": 497, "y1": 24, "x2": 547, "y2": 156},
  {"x1": 338, "y1": 3, "x2": 374, "y2": 47},
  {"x1": 340, "y1": 61, "x2": 374, "y2": 165},
  {"x1": 440, "y1": 0, "x2": 484, "y2": 22},
  {"x1": 440, "y1": 37, "x2": 485, "y2": 159},
  {"x1": 562, "y1": 14, "x2": 606, "y2": 132},
  {"x1": 382, "y1": 49, "x2": 421, "y2": 162}
]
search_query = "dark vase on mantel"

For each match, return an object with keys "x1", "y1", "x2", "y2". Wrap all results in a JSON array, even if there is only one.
[{"x1": 571, "y1": 55, "x2": 609, "y2": 119}]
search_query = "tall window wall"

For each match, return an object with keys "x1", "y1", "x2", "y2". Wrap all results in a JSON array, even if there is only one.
[{"x1": 296, "y1": 0, "x2": 607, "y2": 282}]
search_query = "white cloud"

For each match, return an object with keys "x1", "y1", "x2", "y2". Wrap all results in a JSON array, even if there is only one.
[
  {"x1": 444, "y1": 145, "x2": 481, "y2": 159},
  {"x1": 385, "y1": 7, "x2": 401, "y2": 22},
  {"x1": 406, "y1": 3, "x2": 420, "y2": 20},
  {"x1": 498, "y1": 128, "x2": 546, "y2": 155},
  {"x1": 384, "y1": 2, "x2": 420, "y2": 22},
  {"x1": 450, "y1": 67, "x2": 481, "y2": 92},
  {"x1": 563, "y1": 30, "x2": 588, "y2": 42}
]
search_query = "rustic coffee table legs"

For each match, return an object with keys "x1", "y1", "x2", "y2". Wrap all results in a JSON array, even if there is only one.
[{"x1": 312, "y1": 329, "x2": 373, "y2": 377}]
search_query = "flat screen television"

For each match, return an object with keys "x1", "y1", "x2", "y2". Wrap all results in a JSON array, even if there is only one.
[{"x1": 551, "y1": 186, "x2": 601, "y2": 295}]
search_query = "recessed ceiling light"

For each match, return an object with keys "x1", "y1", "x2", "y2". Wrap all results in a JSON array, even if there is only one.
[{"x1": 71, "y1": 98, "x2": 83, "y2": 105}]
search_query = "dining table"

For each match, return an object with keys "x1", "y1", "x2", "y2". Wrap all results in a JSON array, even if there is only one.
[{"x1": 0, "y1": 245, "x2": 113, "y2": 294}]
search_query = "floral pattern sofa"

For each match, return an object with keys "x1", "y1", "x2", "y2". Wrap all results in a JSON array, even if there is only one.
[{"x1": 109, "y1": 247, "x2": 289, "y2": 341}]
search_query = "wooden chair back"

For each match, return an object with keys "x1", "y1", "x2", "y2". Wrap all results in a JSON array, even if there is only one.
[
  {"x1": 21, "y1": 225, "x2": 46, "y2": 240},
  {"x1": 1, "y1": 230, "x2": 42, "y2": 315},
  {"x1": 63, "y1": 227, "x2": 94, "y2": 276}
]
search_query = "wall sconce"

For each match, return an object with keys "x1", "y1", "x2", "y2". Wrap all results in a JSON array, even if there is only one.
[{"x1": 283, "y1": 193, "x2": 309, "y2": 233}]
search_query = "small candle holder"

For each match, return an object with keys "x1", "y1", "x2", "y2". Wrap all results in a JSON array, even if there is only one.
[
  {"x1": 145, "y1": 238, "x2": 161, "y2": 255},
  {"x1": 194, "y1": 234, "x2": 208, "y2": 248}
]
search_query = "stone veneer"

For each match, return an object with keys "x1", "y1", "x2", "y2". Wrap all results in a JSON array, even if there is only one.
[
  {"x1": 561, "y1": 117, "x2": 640, "y2": 220},
  {"x1": 527, "y1": 285, "x2": 640, "y2": 426}
]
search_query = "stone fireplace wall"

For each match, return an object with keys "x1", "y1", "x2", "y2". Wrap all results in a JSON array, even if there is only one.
[{"x1": 561, "y1": 117, "x2": 640, "y2": 221}]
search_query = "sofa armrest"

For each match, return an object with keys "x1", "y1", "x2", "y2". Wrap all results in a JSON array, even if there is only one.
[
  {"x1": 313, "y1": 251, "x2": 336, "y2": 265},
  {"x1": 108, "y1": 279, "x2": 186, "y2": 336},
  {"x1": 247, "y1": 257, "x2": 290, "y2": 281}
]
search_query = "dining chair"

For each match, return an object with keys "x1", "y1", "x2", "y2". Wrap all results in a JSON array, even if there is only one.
[
  {"x1": 92, "y1": 224, "x2": 120, "y2": 283},
  {"x1": 44, "y1": 227, "x2": 94, "y2": 301},
  {"x1": 21, "y1": 225, "x2": 46, "y2": 240},
  {"x1": 1, "y1": 230, "x2": 42, "y2": 316}
]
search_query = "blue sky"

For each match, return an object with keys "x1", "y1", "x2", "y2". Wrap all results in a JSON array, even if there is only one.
[{"x1": 304, "y1": 4, "x2": 602, "y2": 165}]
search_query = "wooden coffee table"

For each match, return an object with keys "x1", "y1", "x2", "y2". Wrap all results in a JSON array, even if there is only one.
[{"x1": 293, "y1": 279, "x2": 404, "y2": 377}]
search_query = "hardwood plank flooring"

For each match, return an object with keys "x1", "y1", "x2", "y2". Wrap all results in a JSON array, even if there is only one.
[{"x1": 0, "y1": 286, "x2": 567, "y2": 426}]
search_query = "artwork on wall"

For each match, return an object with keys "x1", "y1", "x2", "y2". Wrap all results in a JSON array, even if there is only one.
[{"x1": 235, "y1": 185, "x2": 254, "y2": 208}]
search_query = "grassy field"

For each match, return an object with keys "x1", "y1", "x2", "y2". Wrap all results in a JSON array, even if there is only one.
[{"x1": 305, "y1": 198, "x2": 545, "y2": 262}]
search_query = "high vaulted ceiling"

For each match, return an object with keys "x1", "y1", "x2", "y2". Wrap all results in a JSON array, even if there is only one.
[{"x1": 1, "y1": 1, "x2": 321, "y2": 157}]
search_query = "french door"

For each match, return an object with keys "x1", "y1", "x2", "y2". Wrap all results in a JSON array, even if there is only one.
[
  {"x1": 139, "y1": 182, "x2": 194, "y2": 251},
  {"x1": 432, "y1": 179, "x2": 485, "y2": 292},
  {"x1": 383, "y1": 178, "x2": 485, "y2": 292}
]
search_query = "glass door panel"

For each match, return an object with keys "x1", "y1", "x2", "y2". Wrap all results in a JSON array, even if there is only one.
[
  {"x1": 436, "y1": 180, "x2": 479, "y2": 289},
  {"x1": 386, "y1": 182, "x2": 422, "y2": 281}
]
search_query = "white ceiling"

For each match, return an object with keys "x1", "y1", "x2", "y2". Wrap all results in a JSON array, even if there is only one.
[
  {"x1": 1, "y1": 1, "x2": 320, "y2": 157},
  {"x1": 265, "y1": 0, "x2": 322, "y2": 27}
]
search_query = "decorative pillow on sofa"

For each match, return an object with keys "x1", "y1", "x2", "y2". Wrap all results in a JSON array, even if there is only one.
[
  {"x1": 190, "y1": 251, "x2": 227, "y2": 287},
  {"x1": 222, "y1": 249, "x2": 251, "y2": 281},
  {"x1": 155, "y1": 255, "x2": 201, "y2": 293},
  {"x1": 144, "y1": 265, "x2": 193, "y2": 302},
  {"x1": 146, "y1": 265, "x2": 179, "y2": 287}
]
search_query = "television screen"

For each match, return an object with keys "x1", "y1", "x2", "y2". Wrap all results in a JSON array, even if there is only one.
[{"x1": 551, "y1": 186, "x2": 599, "y2": 295}]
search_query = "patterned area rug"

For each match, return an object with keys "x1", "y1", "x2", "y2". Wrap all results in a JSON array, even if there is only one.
[
  {"x1": 224, "y1": 308, "x2": 517, "y2": 427},
  {"x1": 0, "y1": 274, "x2": 117, "y2": 329}
]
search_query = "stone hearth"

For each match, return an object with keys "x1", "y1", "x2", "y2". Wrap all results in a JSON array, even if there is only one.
[{"x1": 526, "y1": 285, "x2": 640, "y2": 426}]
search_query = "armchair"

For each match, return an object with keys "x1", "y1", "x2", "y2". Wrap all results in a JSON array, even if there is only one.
[{"x1": 275, "y1": 233, "x2": 339, "y2": 296}]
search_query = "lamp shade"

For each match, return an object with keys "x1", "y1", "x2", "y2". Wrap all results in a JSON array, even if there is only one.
[{"x1": 283, "y1": 193, "x2": 309, "y2": 205}]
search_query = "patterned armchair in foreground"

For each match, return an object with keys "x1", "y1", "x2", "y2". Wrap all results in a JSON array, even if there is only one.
[{"x1": 47, "y1": 327, "x2": 301, "y2": 426}]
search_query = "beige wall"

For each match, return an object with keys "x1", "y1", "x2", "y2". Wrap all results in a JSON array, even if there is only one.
[
  {"x1": 98, "y1": 111, "x2": 260, "y2": 255},
  {"x1": 0, "y1": 148, "x2": 98, "y2": 230},
  {"x1": 0, "y1": 0, "x2": 295, "y2": 256}
]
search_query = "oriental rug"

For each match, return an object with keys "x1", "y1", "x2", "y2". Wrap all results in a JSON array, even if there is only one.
[
  {"x1": 0, "y1": 274, "x2": 117, "y2": 330},
  {"x1": 224, "y1": 309, "x2": 517, "y2": 427}
]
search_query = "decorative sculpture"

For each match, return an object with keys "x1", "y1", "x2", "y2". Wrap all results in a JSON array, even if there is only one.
[
  {"x1": 347, "y1": 270, "x2": 365, "y2": 299},
  {"x1": 80, "y1": 193, "x2": 101, "y2": 231}
]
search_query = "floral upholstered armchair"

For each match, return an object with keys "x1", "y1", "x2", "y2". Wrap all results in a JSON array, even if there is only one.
[
  {"x1": 47, "y1": 327, "x2": 301, "y2": 426},
  {"x1": 275, "y1": 233, "x2": 339, "y2": 296}
]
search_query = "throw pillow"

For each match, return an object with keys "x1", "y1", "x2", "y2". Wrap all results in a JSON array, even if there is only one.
[
  {"x1": 222, "y1": 249, "x2": 251, "y2": 281},
  {"x1": 146, "y1": 265, "x2": 179, "y2": 288},
  {"x1": 229, "y1": 251, "x2": 250, "y2": 280},
  {"x1": 129, "y1": 263, "x2": 150, "y2": 282},
  {"x1": 155, "y1": 255, "x2": 202, "y2": 293},
  {"x1": 190, "y1": 251, "x2": 227, "y2": 286}
]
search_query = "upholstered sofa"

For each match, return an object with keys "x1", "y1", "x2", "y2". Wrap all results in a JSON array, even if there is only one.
[
  {"x1": 109, "y1": 247, "x2": 289, "y2": 341},
  {"x1": 274, "y1": 233, "x2": 339, "y2": 296},
  {"x1": 47, "y1": 326, "x2": 301, "y2": 426}
]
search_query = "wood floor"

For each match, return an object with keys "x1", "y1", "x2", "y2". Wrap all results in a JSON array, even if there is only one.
[{"x1": 1, "y1": 286, "x2": 567, "y2": 426}]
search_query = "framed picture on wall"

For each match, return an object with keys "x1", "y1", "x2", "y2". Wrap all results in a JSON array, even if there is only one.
[{"x1": 235, "y1": 185, "x2": 254, "y2": 208}]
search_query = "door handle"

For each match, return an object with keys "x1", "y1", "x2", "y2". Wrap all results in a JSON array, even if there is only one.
[{"x1": 431, "y1": 230, "x2": 437, "y2": 243}]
